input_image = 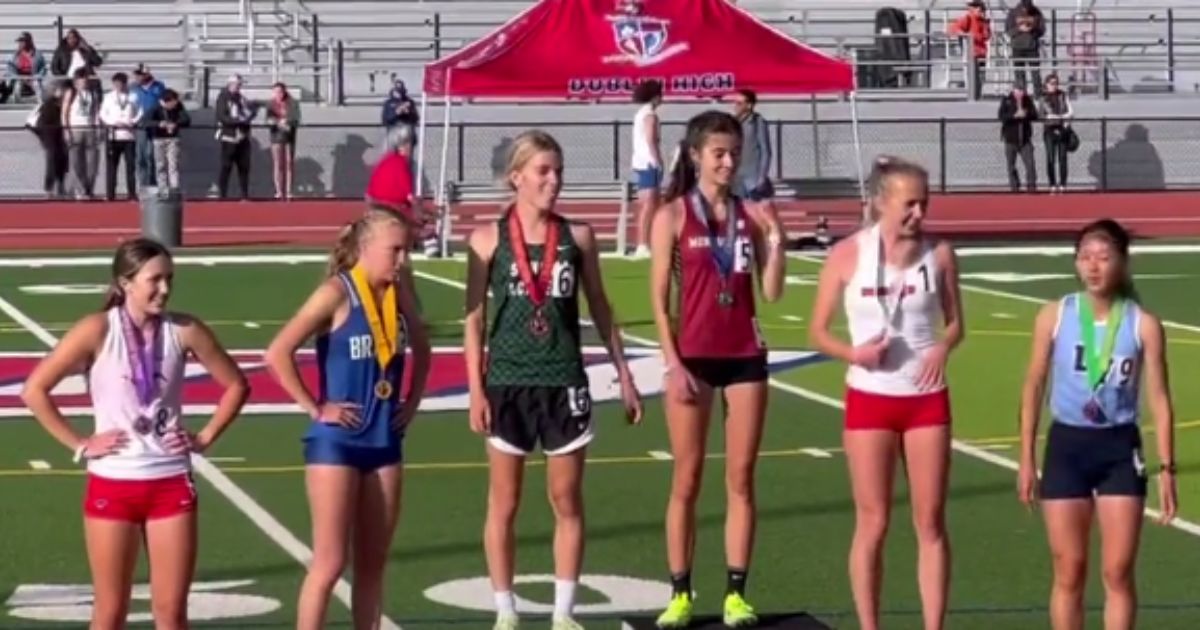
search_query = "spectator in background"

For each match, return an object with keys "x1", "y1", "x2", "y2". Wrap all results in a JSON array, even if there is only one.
[
  {"x1": 1039, "y1": 73, "x2": 1073, "y2": 193},
  {"x1": 381, "y1": 78, "x2": 419, "y2": 151},
  {"x1": 99, "y1": 72, "x2": 141, "y2": 201},
  {"x1": 26, "y1": 80, "x2": 68, "y2": 198},
  {"x1": 729, "y1": 89, "x2": 774, "y2": 207},
  {"x1": 131, "y1": 64, "x2": 165, "y2": 187},
  {"x1": 948, "y1": 0, "x2": 991, "y2": 100},
  {"x1": 630, "y1": 78, "x2": 663, "y2": 258},
  {"x1": 215, "y1": 74, "x2": 255, "y2": 200},
  {"x1": 1006, "y1": 0, "x2": 1044, "y2": 96},
  {"x1": 266, "y1": 82, "x2": 300, "y2": 200},
  {"x1": 50, "y1": 29, "x2": 102, "y2": 80},
  {"x1": 61, "y1": 68, "x2": 100, "y2": 200},
  {"x1": 148, "y1": 88, "x2": 190, "y2": 197},
  {"x1": 3, "y1": 32, "x2": 47, "y2": 104},
  {"x1": 999, "y1": 83, "x2": 1038, "y2": 192}
]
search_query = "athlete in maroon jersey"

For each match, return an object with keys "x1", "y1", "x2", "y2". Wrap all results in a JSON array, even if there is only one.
[{"x1": 649, "y1": 110, "x2": 787, "y2": 628}]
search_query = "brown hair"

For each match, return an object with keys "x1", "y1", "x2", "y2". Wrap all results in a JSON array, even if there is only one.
[
  {"x1": 865, "y1": 155, "x2": 929, "y2": 220},
  {"x1": 1075, "y1": 218, "x2": 1139, "y2": 302},
  {"x1": 503, "y1": 129, "x2": 563, "y2": 192},
  {"x1": 326, "y1": 206, "x2": 408, "y2": 277},
  {"x1": 632, "y1": 79, "x2": 663, "y2": 104},
  {"x1": 102, "y1": 238, "x2": 172, "y2": 310},
  {"x1": 664, "y1": 110, "x2": 744, "y2": 202}
]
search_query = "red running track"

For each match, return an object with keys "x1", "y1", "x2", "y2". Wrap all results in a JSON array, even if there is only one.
[{"x1": 0, "y1": 191, "x2": 1196, "y2": 250}]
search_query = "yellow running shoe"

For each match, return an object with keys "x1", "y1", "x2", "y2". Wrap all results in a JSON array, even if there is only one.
[
  {"x1": 492, "y1": 612, "x2": 518, "y2": 630},
  {"x1": 654, "y1": 592, "x2": 694, "y2": 628},
  {"x1": 722, "y1": 592, "x2": 758, "y2": 628}
]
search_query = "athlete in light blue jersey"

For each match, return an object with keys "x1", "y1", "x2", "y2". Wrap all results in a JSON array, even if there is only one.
[
  {"x1": 1018, "y1": 219, "x2": 1176, "y2": 630},
  {"x1": 266, "y1": 206, "x2": 431, "y2": 630}
]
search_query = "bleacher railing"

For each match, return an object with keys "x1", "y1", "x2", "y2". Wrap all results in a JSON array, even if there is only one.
[{"x1": 0, "y1": 117, "x2": 1191, "y2": 201}]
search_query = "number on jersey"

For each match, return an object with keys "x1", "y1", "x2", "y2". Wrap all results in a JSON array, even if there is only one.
[
  {"x1": 507, "y1": 260, "x2": 577, "y2": 299},
  {"x1": 567, "y1": 386, "x2": 591, "y2": 417},
  {"x1": 734, "y1": 237, "x2": 753, "y2": 274},
  {"x1": 1071, "y1": 345, "x2": 1136, "y2": 386}
]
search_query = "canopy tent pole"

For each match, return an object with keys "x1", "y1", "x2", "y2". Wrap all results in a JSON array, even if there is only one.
[
  {"x1": 436, "y1": 72, "x2": 454, "y2": 257},
  {"x1": 415, "y1": 92, "x2": 428, "y2": 198},
  {"x1": 849, "y1": 92, "x2": 868, "y2": 225}
]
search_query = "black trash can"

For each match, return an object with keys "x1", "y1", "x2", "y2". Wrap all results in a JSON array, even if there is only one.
[{"x1": 139, "y1": 187, "x2": 183, "y2": 248}]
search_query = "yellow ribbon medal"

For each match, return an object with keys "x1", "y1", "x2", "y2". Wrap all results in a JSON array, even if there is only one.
[{"x1": 350, "y1": 263, "x2": 398, "y2": 400}]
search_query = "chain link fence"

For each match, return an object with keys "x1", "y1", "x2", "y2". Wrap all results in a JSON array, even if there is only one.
[{"x1": 1, "y1": 117, "x2": 1194, "y2": 199}]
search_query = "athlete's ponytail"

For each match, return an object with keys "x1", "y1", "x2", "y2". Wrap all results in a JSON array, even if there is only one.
[
  {"x1": 1075, "y1": 218, "x2": 1140, "y2": 302},
  {"x1": 663, "y1": 110, "x2": 743, "y2": 203},
  {"x1": 101, "y1": 237, "x2": 171, "y2": 311}
]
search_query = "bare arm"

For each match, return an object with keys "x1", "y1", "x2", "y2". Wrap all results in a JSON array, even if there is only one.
[
  {"x1": 397, "y1": 263, "x2": 431, "y2": 417},
  {"x1": 264, "y1": 279, "x2": 344, "y2": 418},
  {"x1": 179, "y1": 315, "x2": 249, "y2": 449},
  {"x1": 575, "y1": 223, "x2": 632, "y2": 379},
  {"x1": 646, "y1": 112, "x2": 662, "y2": 166},
  {"x1": 1019, "y1": 301, "x2": 1059, "y2": 466},
  {"x1": 20, "y1": 313, "x2": 105, "y2": 453},
  {"x1": 649, "y1": 201, "x2": 682, "y2": 366},
  {"x1": 807, "y1": 239, "x2": 857, "y2": 363},
  {"x1": 935, "y1": 241, "x2": 966, "y2": 352},
  {"x1": 464, "y1": 224, "x2": 498, "y2": 400},
  {"x1": 748, "y1": 205, "x2": 786, "y2": 303},
  {"x1": 1140, "y1": 310, "x2": 1175, "y2": 470}
]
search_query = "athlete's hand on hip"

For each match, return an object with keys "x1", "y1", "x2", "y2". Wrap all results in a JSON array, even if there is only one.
[
  {"x1": 469, "y1": 392, "x2": 491, "y2": 435},
  {"x1": 1158, "y1": 471, "x2": 1178, "y2": 524},
  {"x1": 161, "y1": 428, "x2": 198, "y2": 455},
  {"x1": 850, "y1": 332, "x2": 889, "y2": 369},
  {"x1": 915, "y1": 342, "x2": 949, "y2": 391},
  {"x1": 665, "y1": 362, "x2": 698, "y2": 404},
  {"x1": 618, "y1": 371, "x2": 643, "y2": 425},
  {"x1": 316, "y1": 402, "x2": 362, "y2": 429},
  {"x1": 83, "y1": 429, "x2": 129, "y2": 459},
  {"x1": 1017, "y1": 457, "x2": 1038, "y2": 510}
]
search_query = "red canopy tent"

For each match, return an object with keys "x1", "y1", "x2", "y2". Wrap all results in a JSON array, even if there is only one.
[{"x1": 417, "y1": 0, "x2": 866, "y2": 251}]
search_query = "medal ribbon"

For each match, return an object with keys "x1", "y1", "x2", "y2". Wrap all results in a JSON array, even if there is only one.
[
  {"x1": 508, "y1": 210, "x2": 559, "y2": 308},
  {"x1": 350, "y1": 263, "x2": 398, "y2": 370},
  {"x1": 1078, "y1": 294, "x2": 1125, "y2": 391},
  {"x1": 875, "y1": 232, "x2": 908, "y2": 333},
  {"x1": 690, "y1": 189, "x2": 738, "y2": 282},
  {"x1": 118, "y1": 308, "x2": 160, "y2": 408}
]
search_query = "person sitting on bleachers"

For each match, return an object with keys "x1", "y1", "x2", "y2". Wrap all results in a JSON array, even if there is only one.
[
  {"x1": 2, "y1": 32, "x2": 47, "y2": 105},
  {"x1": 50, "y1": 29, "x2": 102, "y2": 80}
]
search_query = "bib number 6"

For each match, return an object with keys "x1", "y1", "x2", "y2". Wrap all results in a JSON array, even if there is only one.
[{"x1": 566, "y1": 386, "x2": 591, "y2": 417}]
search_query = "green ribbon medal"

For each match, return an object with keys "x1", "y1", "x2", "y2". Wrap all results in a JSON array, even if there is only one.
[{"x1": 1077, "y1": 293, "x2": 1124, "y2": 422}]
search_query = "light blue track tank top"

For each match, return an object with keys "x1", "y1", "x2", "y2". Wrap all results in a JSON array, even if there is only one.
[
  {"x1": 304, "y1": 272, "x2": 407, "y2": 449},
  {"x1": 1048, "y1": 293, "x2": 1142, "y2": 428}
]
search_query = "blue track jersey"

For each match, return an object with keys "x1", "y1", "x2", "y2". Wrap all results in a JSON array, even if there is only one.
[{"x1": 1049, "y1": 293, "x2": 1142, "y2": 428}]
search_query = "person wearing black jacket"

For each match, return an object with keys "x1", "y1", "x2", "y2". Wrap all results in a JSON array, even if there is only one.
[
  {"x1": 148, "y1": 89, "x2": 191, "y2": 195},
  {"x1": 381, "y1": 78, "x2": 419, "y2": 151},
  {"x1": 26, "y1": 81, "x2": 68, "y2": 198},
  {"x1": 1006, "y1": 1, "x2": 1045, "y2": 96},
  {"x1": 999, "y1": 85, "x2": 1038, "y2": 192},
  {"x1": 214, "y1": 74, "x2": 256, "y2": 200},
  {"x1": 50, "y1": 29, "x2": 102, "y2": 79}
]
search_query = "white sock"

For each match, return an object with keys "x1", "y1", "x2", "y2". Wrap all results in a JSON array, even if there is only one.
[
  {"x1": 553, "y1": 579, "x2": 577, "y2": 620},
  {"x1": 494, "y1": 591, "x2": 516, "y2": 617}
]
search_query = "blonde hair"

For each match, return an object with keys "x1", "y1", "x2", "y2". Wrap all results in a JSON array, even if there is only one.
[
  {"x1": 504, "y1": 130, "x2": 563, "y2": 191},
  {"x1": 865, "y1": 155, "x2": 929, "y2": 221},
  {"x1": 327, "y1": 206, "x2": 408, "y2": 277}
]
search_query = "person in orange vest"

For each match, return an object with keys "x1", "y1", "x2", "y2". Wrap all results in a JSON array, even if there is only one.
[{"x1": 948, "y1": 0, "x2": 992, "y2": 99}]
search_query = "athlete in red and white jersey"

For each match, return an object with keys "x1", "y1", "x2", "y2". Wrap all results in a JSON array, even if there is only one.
[
  {"x1": 809, "y1": 157, "x2": 964, "y2": 630},
  {"x1": 22, "y1": 238, "x2": 248, "y2": 630},
  {"x1": 650, "y1": 110, "x2": 786, "y2": 628}
]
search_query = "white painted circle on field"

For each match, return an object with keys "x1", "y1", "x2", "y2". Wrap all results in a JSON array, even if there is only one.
[
  {"x1": 5, "y1": 579, "x2": 280, "y2": 623},
  {"x1": 19, "y1": 283, "x2": 108, "y2": 295},
  {"x1": 423, "y1": 573, "x2": 671, "y2": 614}
]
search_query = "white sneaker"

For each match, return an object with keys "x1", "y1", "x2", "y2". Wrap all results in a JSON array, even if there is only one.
[
  {"x1": 633, "y1": 244, "x2": 651, "y2": 259},
  {"x1": 493, "y1": 612, "x2": 519, "y2": 630}
]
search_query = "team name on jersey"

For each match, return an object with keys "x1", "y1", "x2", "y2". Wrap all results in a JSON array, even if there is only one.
[
  {"x1": 349, "y1": 334, "x2": 375, "y2": 361},
  {"x1": 684, "y1": 236, "x2": 754, "y2": 274},
  {"x1": 505, "y1": 260, "x2": 577, "y2": 299},
  {"x1": 861, "y1": 263, "x2": 935, "y2": 297}
]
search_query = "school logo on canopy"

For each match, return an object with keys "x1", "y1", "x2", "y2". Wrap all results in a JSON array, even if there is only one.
[{"x1": 603, "y1": 0, "x2": 689, "y2": 67}]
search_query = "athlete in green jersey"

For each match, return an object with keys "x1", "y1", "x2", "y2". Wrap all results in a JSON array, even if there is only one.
[{"x1": 464, "y1": 130, "x2": 643, "y2": 630}]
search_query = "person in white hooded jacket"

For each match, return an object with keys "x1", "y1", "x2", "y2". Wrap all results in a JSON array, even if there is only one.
[{"x1": 99, "y1": 71, "x2": 142, "y2": 200}]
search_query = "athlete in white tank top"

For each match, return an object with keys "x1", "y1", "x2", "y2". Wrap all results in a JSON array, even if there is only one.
[
  {"x1": 631, "y1": 103, "x2": 659, "y2": 171},
  {"x1": 843, "y1": 223, "x2": 944, "y2": 396},
  {"x1": 87, "y1": 307, "x2": 189, "y2": 479}
]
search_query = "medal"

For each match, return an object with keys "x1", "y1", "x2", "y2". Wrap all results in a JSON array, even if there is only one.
[
  {"x1": 507, "y1": 208, "x2": 560, "y2": 339},
  {"x1": 374, "y1": 379, "x2": 394, "y2": 400},
  {"x1": 118, "y1": 307, "x2": 162, "y2": 425},
  {"x1": 1082, "y1": 400, "x2": 1107, "y2": 424},
  {"x1": 133, "y1": 415, "x2": 153, "y2": 435},
  {"x1": 690, "y1": 189, "x2": 739, "y2": 306},
  {"x1": 349, "y1": 263, "x2": 400, "y2": 373}
]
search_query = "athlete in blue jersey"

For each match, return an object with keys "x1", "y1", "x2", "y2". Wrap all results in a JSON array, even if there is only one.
[
  {"x1": 1018, "y1": 219, "x2": 1177, "y2": 630},
  {"x1": 265, "y1": 206, "x2": 431, "y2": 630}
]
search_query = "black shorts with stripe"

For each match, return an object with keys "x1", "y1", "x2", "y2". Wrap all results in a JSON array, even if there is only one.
[
  {"x1": 1040, "y1": 422, "x2": 1148, "y2": 500},
  {"x1": 486, "y1": 385, "x2": 593, "y2": 456}
]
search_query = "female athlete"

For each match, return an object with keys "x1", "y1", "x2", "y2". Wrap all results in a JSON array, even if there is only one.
[
  {"x1": 649, "y1": 110, "x2": 787, "y2": 629},
  {"x1": 808, "y1": 156, "x2": 964, "y2": 630},
  {"x1": 22, "y1": 237, "x2": 249, "y2": 629},
  {"x1": 464, "y1": 129, "x2": 643, "y2": 630},
  {"x1": 265, "y1": 206, "x2": 431, "y2": 630},
  {"x1": 1018, "y1": 218, "x2": 1177, "y2": 630}
]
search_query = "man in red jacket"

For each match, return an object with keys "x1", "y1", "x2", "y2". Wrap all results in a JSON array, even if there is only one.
[{"x1": 364, "y1": 125, "x2": 439, "y2": 249}]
